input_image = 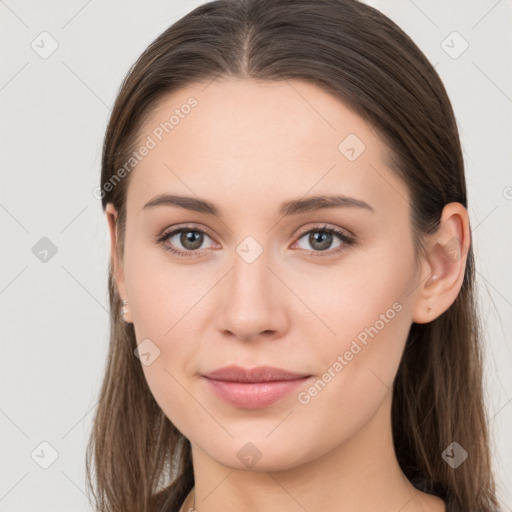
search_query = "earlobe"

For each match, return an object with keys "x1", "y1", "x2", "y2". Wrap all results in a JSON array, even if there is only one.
[{"x1": 412, "y1": 202, "x2": 470, "y2": 324}]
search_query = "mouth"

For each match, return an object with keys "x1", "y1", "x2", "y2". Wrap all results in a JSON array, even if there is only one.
[
  {"x1": 201, "y1": 365, "x2": 313, "y2": 409},
  {"x1": 202, "y1": 364, "x2": 311, "y2": 382}
]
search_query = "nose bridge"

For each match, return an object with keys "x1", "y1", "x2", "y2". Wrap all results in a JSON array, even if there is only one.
[
  {"x1": 230, "y1": 234, "x2": 274, "y2": 312},
  {"x1": 215, "y1": 234, "x2": 288, "y2": 340}
]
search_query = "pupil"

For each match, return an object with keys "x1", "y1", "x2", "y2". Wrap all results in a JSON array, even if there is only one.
[
  {"x1": 181, "y1": 231, "x2": 203, "y2": 250},
  {"x1": 310, "y1": 231, "x2": 332, "y2": 251}
]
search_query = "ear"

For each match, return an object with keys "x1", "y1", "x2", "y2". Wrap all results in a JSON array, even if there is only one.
[
  {"x1": 412, "y1": 202, "x2": 471, "y2": 324},
  {"x1": 105, "y1": 203, "x2": 132, "y2": 323}
]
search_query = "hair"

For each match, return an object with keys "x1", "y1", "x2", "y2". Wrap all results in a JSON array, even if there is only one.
[{"x1": 86, "y1": 0, "x2": 501, "y2": 511}]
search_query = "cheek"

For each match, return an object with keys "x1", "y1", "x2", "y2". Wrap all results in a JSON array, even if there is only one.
[
  {"x1": 292, "y1": 247, "x2": 414, "y2": 388},
  {"x1": 140, "y1": 358, "x2": 203, "y2": 441},
  {"x1": 123, "y1": 234, "x2": 208, "y2": 338},
  {"x1": 289, "y1": 254, "x2": 410, "y2": 343},
  {"x1": 291, "y1": 269, "x2": 412, "y2": 450},
  {"x1": 123, "y1": 244, "x2": 206, "y2": 433}
]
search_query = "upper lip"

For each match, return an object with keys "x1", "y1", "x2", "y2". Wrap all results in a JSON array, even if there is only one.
[{"x1": 202, "y1": 365, "x2": 311, "y2": 383}]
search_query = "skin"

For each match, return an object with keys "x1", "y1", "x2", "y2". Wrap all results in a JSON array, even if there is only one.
[{"x1": 106, "y1": 78, "x2": 470, "y2": 512}]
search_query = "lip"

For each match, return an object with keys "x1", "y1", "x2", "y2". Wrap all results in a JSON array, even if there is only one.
[
  {"x1": 201, "y1": 365, "x2": 312, "y2": 409},
  {"x1": 202, "y1": 365, "x2": 311, "y2": 382}
]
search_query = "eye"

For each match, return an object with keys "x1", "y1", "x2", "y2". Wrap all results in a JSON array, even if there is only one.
[
  {"x1": 156, "y1": 223, "x2": 356, "y2": 258},
  {"x1": 156, "y1": 225, "x2": 217, "y2": 257},
  {"x1": 292, "y1": 225, "x2": 355, "y2": 256}
]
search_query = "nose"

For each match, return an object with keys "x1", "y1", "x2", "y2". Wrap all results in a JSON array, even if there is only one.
[{"x1": 214, "y1": 244, "x2": 290, "y2": 342}]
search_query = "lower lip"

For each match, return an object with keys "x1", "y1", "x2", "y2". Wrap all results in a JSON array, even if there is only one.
[{"x1": 203, "y1": 376, "x2": 312, "y2": 409}]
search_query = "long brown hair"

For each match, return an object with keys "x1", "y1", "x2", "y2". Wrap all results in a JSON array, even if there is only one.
[{"x1": 86, "y1": 1, "x2": 501, "y2": 511}]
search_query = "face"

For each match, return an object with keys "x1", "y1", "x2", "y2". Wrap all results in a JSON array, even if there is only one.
[{"x1": 108, "y1": 78, "x2": 427, "y2": 471}]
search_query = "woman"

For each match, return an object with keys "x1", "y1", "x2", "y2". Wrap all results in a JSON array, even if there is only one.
[{"x1": 86, "y1": 0, "x2": 501, "y2": 511}]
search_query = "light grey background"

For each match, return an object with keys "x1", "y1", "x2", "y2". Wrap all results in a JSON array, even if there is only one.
[{"x1": 1, "y1": 1, "x2": 511, "y2": 511}]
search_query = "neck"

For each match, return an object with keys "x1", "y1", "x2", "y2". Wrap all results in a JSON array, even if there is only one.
[{"x1": 180, "y1": 393, "x2": 445, "y2": 512}]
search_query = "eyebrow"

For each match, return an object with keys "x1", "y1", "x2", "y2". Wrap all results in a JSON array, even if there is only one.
[{"x1": 142, "y1": 193, "x2": 375, "y2": 216}]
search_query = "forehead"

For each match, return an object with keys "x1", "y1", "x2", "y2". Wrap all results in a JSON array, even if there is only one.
[{"x1": 126, "y1": 78, "x2": 408, "y2": 220}]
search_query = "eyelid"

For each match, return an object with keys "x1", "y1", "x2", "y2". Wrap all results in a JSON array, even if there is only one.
[
  {"x1": 155, "y1": 223, "x2": 219, "y2": 253},
  {"x1": 158, "y1": 223, "x2": 218, "y2": 242},
  {"x1": 293, "y1": 222, "x2": 354, "y2": 240},
  {"x1": 156, "y1": 222, "x2": 356, "y2": 257},
  {"x1": 290, "y1": 224, "x2": 356, "y2": 257}
]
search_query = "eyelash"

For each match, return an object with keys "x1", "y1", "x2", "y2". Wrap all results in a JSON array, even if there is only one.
[{"x1": 155, "y1": 224, "x2": 356, "y2": 258}]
